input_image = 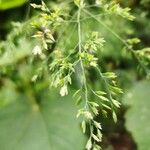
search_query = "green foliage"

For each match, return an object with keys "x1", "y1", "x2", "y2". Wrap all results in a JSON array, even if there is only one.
[
  {"x1": 74, "y1": 0, "x2": 84, "y2": 7},
  {"x1": 0, "y1": 91, "x2": 86, "y2": 150},
  {"x1": 0, "y1": 80, "x2": 18, "y2": 107},
  {"x1": 136, "y1": 48, "x2": 150, "y2": 74},
  {"x1": 124, "y1": 81, "x2": 150, "y2": 150},
  {"x1": 0, "y1": 0, "x2": 27, "y2": 10},
  {"x1": 104, "y1": 1, "x2": 135, "y2": 20},
  {"x1": 0, "y1": 0, "x2": 150, "y2": 149},
  {"x1": 0, "y1": 38, "x2": 31, "y2": 67}
]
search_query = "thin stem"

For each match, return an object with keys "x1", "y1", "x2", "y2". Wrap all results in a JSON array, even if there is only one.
[
  {"x1": 80, "y1": 12, "x2": 108, "y2": 21},
  {"x1": 79, "y1": 9, "x2": 113, "y2": 108},
  {"x1": 77, "y1": 7, "x2": 88, "y2": 110},
  {"x1": 83, "y1": 9, "x2": 128, "y2": 47},
  {"x1": 84, "y1": 4, "x2": 103, "y2": 8},
  {"x1": 96, "y1": 67, "x2": 114, "y2": 109},
  {"x1": 90, "y1": 88, "x2": 103, "y2": 109},
  {"x1": 25, "y1": 0, "x2": 31, "y2": 21},
  {"x1": 83, "y1": 9, "x2": 149, "y2": 75}
]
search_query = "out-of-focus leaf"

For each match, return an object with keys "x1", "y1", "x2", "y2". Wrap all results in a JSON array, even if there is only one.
[
  {"x1": 0, "y1": 91, "x2": 86, "y2": 150},
  {"x1": 124, "y1": 81, "x2": 150, "y2": 150},
  {"x1": 0, "y1": 80, "x2": 18, "y2": 107},
  {"x1": 0, "y1": 0, "x2": 27, "y2": 10},
  {"x1": 0, "y1": 38, "x2": 31, "y2": 67}
]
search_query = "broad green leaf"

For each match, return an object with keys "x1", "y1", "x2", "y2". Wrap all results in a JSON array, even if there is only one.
[
  {"x1": 124, "y1": 81, "x2": 150, "y2": 150},
  {"x1": 0, "y1": 0, "x2": 27, "y2": 10},
  {"x1": 0, "y1": 91, "x2": 86, "y2": 150},
  {"x1": 0, "y1": 80, "x2": 18, "y2": 107}
]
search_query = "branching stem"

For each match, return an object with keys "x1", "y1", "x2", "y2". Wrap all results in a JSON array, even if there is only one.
[
  {"x1": 96, "y1": 67, "x2": 114, "y2": 109},
  {"x1": 83, "y1": 9, "x2": 149, "y2": 75}
]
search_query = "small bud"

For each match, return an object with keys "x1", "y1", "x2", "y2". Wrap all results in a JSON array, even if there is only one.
[
  {"x1": 32, "y1": 45, "x2": 42, "y2": 55},
  {"x1": 60, "y1": 85, "x2": 68, "y2": 97},
  {"x1": 31, "y1": 75, "x2": 38, "y2": 82}
]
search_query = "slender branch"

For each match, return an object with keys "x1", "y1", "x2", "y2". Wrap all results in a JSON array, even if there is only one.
[
  {"x1": 83, "y1": 9, "x2": 149, "y2": 75},
  {"x1": 96, "y1": 67, "x2": 114, "y2": 109},
  {"x1": 77, "y1": 7, "x2": 88, "y2": 109}
]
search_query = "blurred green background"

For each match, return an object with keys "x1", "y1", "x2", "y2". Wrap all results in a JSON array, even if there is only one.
[{"x1": 0, "y1": 0, "x2": 150, "y2": 150}]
